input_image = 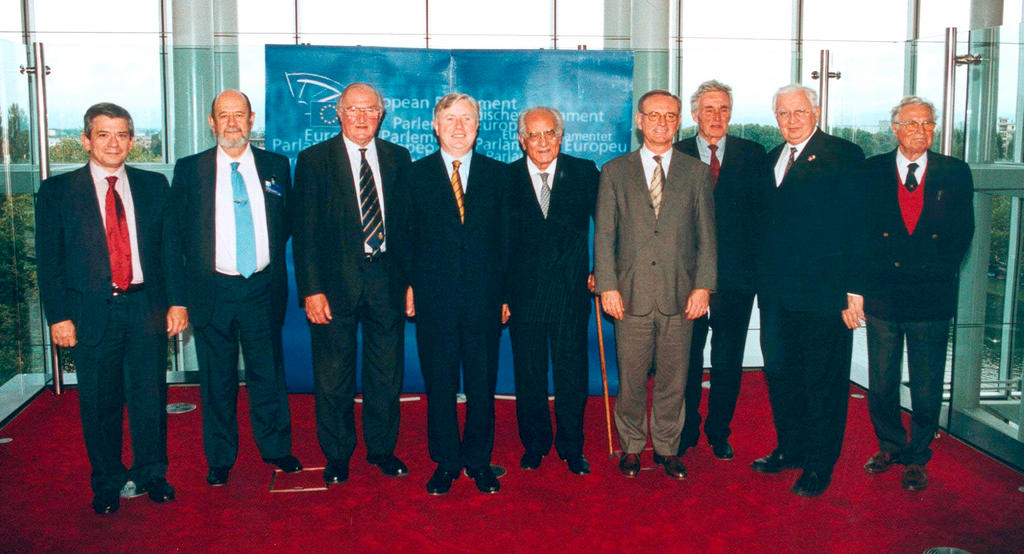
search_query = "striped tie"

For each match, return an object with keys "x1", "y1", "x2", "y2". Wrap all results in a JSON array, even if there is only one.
[
  {"x1": 358, "y1": 148, "x2": 383, "y2": 255},
  {"x1": 539, "y1": 172, "x2": 551, "y2": 218},
  {"x1": 451, "y1": 160, "x2": 465, "y2": 223},
  {"x1": 650, "y1": 155, "x2": 664, "y2": 218}
]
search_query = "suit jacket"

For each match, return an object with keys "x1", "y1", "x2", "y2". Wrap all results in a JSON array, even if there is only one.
[
  {"x1": 675, "y1": 135, "x2": 769, "y2": 293},
  {"x1": 391, "y1": 150, "x2": 511, "y2": 328},
  {"x1": 593, "y1": 149, "x2": 717, "y2": 316},
  {"x1": 36, "y1": 164, "x2": 185, "y2": 345},
  {"x1": 759, "y1": 129, "x2": 865, "y2": 313},
  {"x1": 171, "y1": 145, "x2": 292, "y2": 327},
  {"x1": 291, "y1": 135, "x2": 412, "y2": 314},
  {"x1": 857, "y1": 149, "x2": 974, "y2": 321},
  {"x1": 507, "y1": 153, "x2": 599, "y2": 323}
]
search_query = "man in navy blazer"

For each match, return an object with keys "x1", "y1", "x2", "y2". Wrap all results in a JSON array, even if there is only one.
[
  {"x1": 674, "y1": 80, "x2": 769, "y2": 461},
  {"x1": 391, "y1": 92, "x2": 511, "y2": 495},
  {"x1": 507, "y1": 106, "x2": 599, "y2": 476},
  {"x1": 855, "y1": 96, "x2": 974, "y2": 491},
  {"x1": 36, "y1": 103, "x2": 187, "y2": 514},
  {"x1": 172, "y1": 89, "x2": 301, "y2": 486},
  {"x1": 753, "y1": 84, "x2": 865, "y2": 497},
  {"x1": 292, "y1": 83, "x2": 413, "y2": 485}
]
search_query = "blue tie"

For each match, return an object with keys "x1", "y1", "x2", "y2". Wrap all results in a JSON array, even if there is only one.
[{"x1": 231, "y1": 161, "x2": 257, "y2": 278}]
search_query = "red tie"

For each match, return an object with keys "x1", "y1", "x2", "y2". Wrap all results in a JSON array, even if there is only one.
[
  {"x1": 104, "y1": 176, "x2": 133, "y2": 290},
  {"x1": 708, "y1": 143, "x2": 721, "y2": 186}
]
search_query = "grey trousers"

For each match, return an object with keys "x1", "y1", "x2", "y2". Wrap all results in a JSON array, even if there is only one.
[{"x1": 613, "y1": 311, "x2": 691, "y2": 455}]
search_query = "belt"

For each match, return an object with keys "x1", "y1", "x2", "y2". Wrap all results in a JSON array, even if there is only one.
[{"x1": 112, "y1": 283, "x2": 145, "y2": 297}]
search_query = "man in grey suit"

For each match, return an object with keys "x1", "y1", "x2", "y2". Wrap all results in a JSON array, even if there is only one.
[{"x1": 594, "y1": 89, "x2": 717, "y2": 480}]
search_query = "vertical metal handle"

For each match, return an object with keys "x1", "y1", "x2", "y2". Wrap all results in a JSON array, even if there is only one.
[{"x1": 810, "y1": 50, "x2": 841, "y2": 133}]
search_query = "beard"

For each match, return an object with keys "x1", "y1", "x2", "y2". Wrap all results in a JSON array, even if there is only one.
[{"x1": 217, "y1": 128, "x2": 250, "y2": 149}]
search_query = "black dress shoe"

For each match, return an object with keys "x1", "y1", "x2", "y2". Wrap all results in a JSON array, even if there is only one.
[
  {"x1": 520, "y1": 451, "x2": 544, "y2": 470},
  {"x1": 426, "y1": 467, "x2": 459, "y2": 495},
  {"x1": 92, "y1": 491, "x2": 119, "y2": 515},
  {"x1": 653, "y1": 453, "x2": 688, "y2": 480},
  {"x1": 206, "y1": 466, "x2": 230, "y2": 486},
  {"x1": 751, "y1": 450, "x2": 802, "y2": 474},
  {"x1": 711, "y1": 440, "x2": 735, "y2": 460},
  {"x1": 324, "y1": 459, "x2": 350, "y2": 485},
  {"x1": 792, "y1": 470, "x2": 832, "y2": 497},
  {"x1": 618, "y1": 453, "x2": 641, "y2": 478},
  {"x1": 465, "y1": 465, "x2": 501, "y2": 493},
  {"x1": 562, "y1": 454, "x2": 590, "y2": 475},
  {"x1": 263, "y1": 455, "x2": 303, "y2": 473},
  {"x1": 368, "y1": 454, "x2": 409, "y2": 477},
  {"x1": 143, "y1": 478, "x2": 175, "y2": 503}
]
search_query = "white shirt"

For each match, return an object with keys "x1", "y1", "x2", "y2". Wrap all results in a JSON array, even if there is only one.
[
  {"x1": 639, "y1": 145, "x2": 673, "y2": 188},
  {"x1": 90, "y1": 162, "x2": 143, "y2": 285},
  {"x1": 896, "y1": 149, "x2": 928, "y2": 184},
  {"x1": 344, "y1": 136, "x2": 387, "y2": 253},
  {"x1": 773, "y1": 129, "x2": 817, "y2": 186},
  {"x1": 526, "y1": 157, "x2": 558, "y2": 207},
  {"x1": 440, "y1": 149, "x2": 473, "y2": 192},
  {"x1": 214, "y1": 145, "x2": 271, "y2": 276}
]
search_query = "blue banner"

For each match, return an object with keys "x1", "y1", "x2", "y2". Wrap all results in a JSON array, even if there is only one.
[{"x1": 265, "y1": 45, "x2": 633, "y2": 395}]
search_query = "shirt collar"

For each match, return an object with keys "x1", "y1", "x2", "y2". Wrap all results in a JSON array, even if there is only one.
[
  {"x1": 526, "y1": 156, "x2": 557, "y2": 177},
  {"x1": 217, "y1": 143, "x2": 254, "y2": 165},
  {"x1": 89, "y1": 161, "x2": 127, "y2": 184}
]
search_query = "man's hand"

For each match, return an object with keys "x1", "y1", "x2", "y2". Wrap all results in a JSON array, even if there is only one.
[
  {"x1": 166, "y1": 306, "x2": 189, "y2": 336},
  {"x1": 685, "y1": 288, "x2": 710, "y2": 320},
  {"x1": 51, "y1": 320, "x2": 77, "y2": 348},
  {"x1": 501, "y1": 304, "x2": 511, "y2": 324},
  {"x1": 842, "y1": 293, "x2": 865, "y2": 330},
  {"x1": 600, "y1": 290, "x2": 624, "y2": 320},
  {"x1": 304, "y1": 293, "x2": 333, "y2": 325},
  {"x1": 405, "y1": 287, "x2": 415, "y2": 317},
  {"x1": 587, "y1": 274, "x2": 596, "y2": 294}
]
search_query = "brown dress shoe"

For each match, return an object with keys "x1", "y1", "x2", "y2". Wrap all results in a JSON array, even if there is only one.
[
  {"x1": 618, "y1": 453, "x2": 640, "y2": 478},
  {"x1": 653, "y1": 453, "x2": 687, "y2": 480},
  {"x1": 863, "y1": 451, "x2": 895, "y2": 474},
  {"x1": 902, "y1": 464, "x2": 928, "y2": 491}
]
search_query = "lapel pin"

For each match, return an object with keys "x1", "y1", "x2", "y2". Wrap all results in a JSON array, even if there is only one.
[{"x1": 807, "y1": 154, "x2": 816, "y2": 162}]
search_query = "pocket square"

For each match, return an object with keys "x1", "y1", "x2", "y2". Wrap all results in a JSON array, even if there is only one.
[{"x1": 263, "y1": 178, "x2": 283, "y2": 197}]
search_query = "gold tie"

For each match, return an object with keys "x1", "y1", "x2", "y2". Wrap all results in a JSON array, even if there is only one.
[
  {"x1": 650, "y1": 155, "x2": 664, "y2": 218},
  {"x1": 451, "y1": 160, "x2": 465, "y2": 224}
]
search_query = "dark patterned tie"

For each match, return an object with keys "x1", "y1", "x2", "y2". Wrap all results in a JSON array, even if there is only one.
[
  {"x1": 783, "y1": 146, "x2": 797, "y2": 179},
  {"x1": 104, "y1": 176, "x2": 133, "y2": 290},
  {"x1": 905, "y1": 162, "x2": 920, "y2": 192},
  {"x1": 451, "y1": 160, "x2": 465, "y2": 223},
  {"x1": 359, "y1": 148, "x2": 384, "y2": 255},
  {"x1": 708, "y1": 144, "x2": 721, "y2": 186}
]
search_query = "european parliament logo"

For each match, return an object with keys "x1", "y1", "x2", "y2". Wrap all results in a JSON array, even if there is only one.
[{"x1": 285, "y1": 72, "x2": 343, "y2": 128}]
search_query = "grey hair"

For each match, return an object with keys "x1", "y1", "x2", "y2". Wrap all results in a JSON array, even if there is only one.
[
  {"x1": 337, "y1": 82, "x2": 384, "y2": 111},
  {"x1": 517, "y1": 106, "x2": 565, "y2": 138},
  {"x1": 772, "y1": 84, "x2": 818, "y2": 110},
  {"x1": 433, "y1": 92, "x2": 480, "y2": 122},
  {"x1": 690, "y1": 80, "x2": 733, "y2": 113},
  {"x1": 83, "y1": 103, "x2": 134, "y2": 138},
  {"x1": 890, "y1": 95, "x2": 937, "y2": 124}
]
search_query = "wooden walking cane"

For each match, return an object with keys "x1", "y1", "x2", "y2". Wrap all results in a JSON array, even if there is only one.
[{"x1": 594, "y1": 296, "x2": 614, "y2": 458}]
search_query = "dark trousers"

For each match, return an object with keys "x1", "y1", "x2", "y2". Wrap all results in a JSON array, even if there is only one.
[
  {"x1": 866, "y1": 315, "x2": 949, "y2": 466},
  {"x1": 679, "y1": 291, "x2": 754, "y2": 454},
  {"x1": 416, "y1": 317, "x2": 500, "y2": 472},
  {"x1": 195, "y1": 271, "x2": 292, "y2": 468},
  {"x1": 311, "y1": 261, "x2": 404, "y2": 464},
  {"x1": 761, "y1": 301, "x2": 852, "y2": 475},
  {"x1": 509, "y1": 313, "x2": 588, "y2": 459},
  {"x1": 72, "y1": 291, "x2": 168, "y2": 496}
]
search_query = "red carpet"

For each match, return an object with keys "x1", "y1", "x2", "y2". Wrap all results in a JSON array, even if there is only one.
[{"x1": 1, "y1": 372, "x2": 1022, "y2": 553}]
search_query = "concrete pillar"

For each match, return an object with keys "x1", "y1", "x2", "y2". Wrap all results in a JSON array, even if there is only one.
[{"x1": 604, "y1": 0, "x2": 631, "y2": 51}]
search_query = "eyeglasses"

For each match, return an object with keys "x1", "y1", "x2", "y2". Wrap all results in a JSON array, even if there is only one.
[
  {"x1": 524, "y1": 129, "x2": 560, "y2": 142},
  {"x1": 640, "y1": 111, "x2": 680, "y2": 123},
  {"x1": 775, "y1": 109, "x2": 814, "y2": 120},
  {"x1": 341, "y1": 106, "x2": 382, "y2": 118},
  {"x1": 894, "y1": 120, "x2": 937, "y2": 132}
]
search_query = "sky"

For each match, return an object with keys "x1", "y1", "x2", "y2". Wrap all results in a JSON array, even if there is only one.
[{"x1": 0, "y1": 0, "x2": 1020, "y2": 132}]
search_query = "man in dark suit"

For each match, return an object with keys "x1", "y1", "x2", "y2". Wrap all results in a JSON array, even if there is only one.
[
  {"x1": 508, "y1": 106, "x2": 598, "y2": 476},
  {"x1": 752, "y1": 84, "x2": 865, "y2": 497},
  {"x1": 594, "y1": 89, "x2": 717, "y2": 481},
  {"x1": 855, "y1": 96, "x2": 974, "y2": 491},
  {"x1": 292, "y1": 83, "x2": 412, "y2": 486},
  {"x1": 674, "y1": 80, "x2": 768, "y2": 461},
  {"x1": 391, "y1": 92, "x2": 511, "y2": 495},
  {"x1": 36, "y1": 103, "x2": 187, "y2": 514},
  {"x1": 171, "y1": 89, "x2": 301, "y2": 486}
]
